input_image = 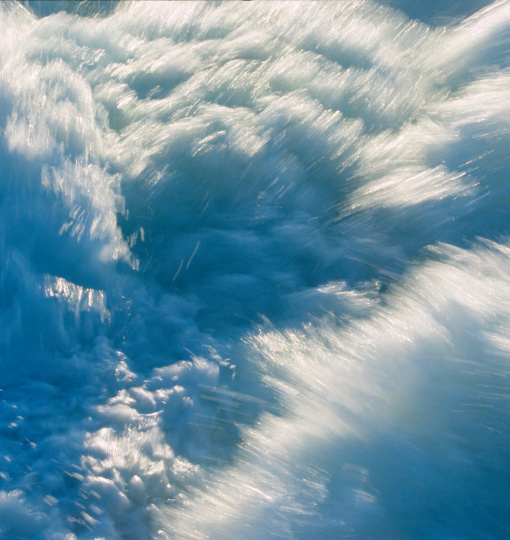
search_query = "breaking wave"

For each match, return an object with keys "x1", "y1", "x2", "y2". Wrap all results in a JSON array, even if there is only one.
[{"x1": 1, "y1": 1, "x2": 510, "y2": 538}]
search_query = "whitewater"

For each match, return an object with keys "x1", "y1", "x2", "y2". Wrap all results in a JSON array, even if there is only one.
[{"x1": 1, "y1": 0, "x2": 510, "y2": 538}]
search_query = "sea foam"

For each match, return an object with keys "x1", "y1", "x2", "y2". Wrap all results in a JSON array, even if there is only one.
[{"x1": 1, "y1": 1, "x2": 510, "y2": 538}]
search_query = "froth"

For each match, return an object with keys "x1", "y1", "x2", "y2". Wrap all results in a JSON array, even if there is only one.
[{"x1": 1, "y1": 1, "x2": 509, "y2": 538}]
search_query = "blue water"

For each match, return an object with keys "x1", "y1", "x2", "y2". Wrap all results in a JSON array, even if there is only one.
[{"x1": 1, "y1": 1, "x2": 510, "y2": 538}]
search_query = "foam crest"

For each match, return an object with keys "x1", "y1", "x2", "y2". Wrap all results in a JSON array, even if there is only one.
[{"x1": 164, "y1": 241, "x2": 510, "y2": 538}]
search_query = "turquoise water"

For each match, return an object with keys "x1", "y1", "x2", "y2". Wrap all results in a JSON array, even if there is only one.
[{"x1": 1, "y1": 1, "x2": 510, "y2": 538}]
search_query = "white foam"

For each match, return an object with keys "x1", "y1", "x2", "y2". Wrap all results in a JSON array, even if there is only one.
[{"x1": 1, "y1": 1, "x2": 510, "y2": 538}]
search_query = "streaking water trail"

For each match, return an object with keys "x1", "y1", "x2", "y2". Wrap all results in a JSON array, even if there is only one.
[{"x1": 1, "y1": 1, "x2": 510, "y2": 538}]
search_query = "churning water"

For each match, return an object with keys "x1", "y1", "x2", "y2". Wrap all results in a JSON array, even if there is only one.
[{"x1": 1, "y1": 1, "x2": 510, "y2": 538}]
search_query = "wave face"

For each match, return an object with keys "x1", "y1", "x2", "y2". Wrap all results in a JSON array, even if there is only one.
[{"x1": 1, "y1": 1, "x2": 510, "y2": 538}]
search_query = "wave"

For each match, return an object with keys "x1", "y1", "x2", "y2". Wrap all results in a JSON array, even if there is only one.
[{"x1": 1, "y1": 1, "x2": 510, "y2": 538}]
